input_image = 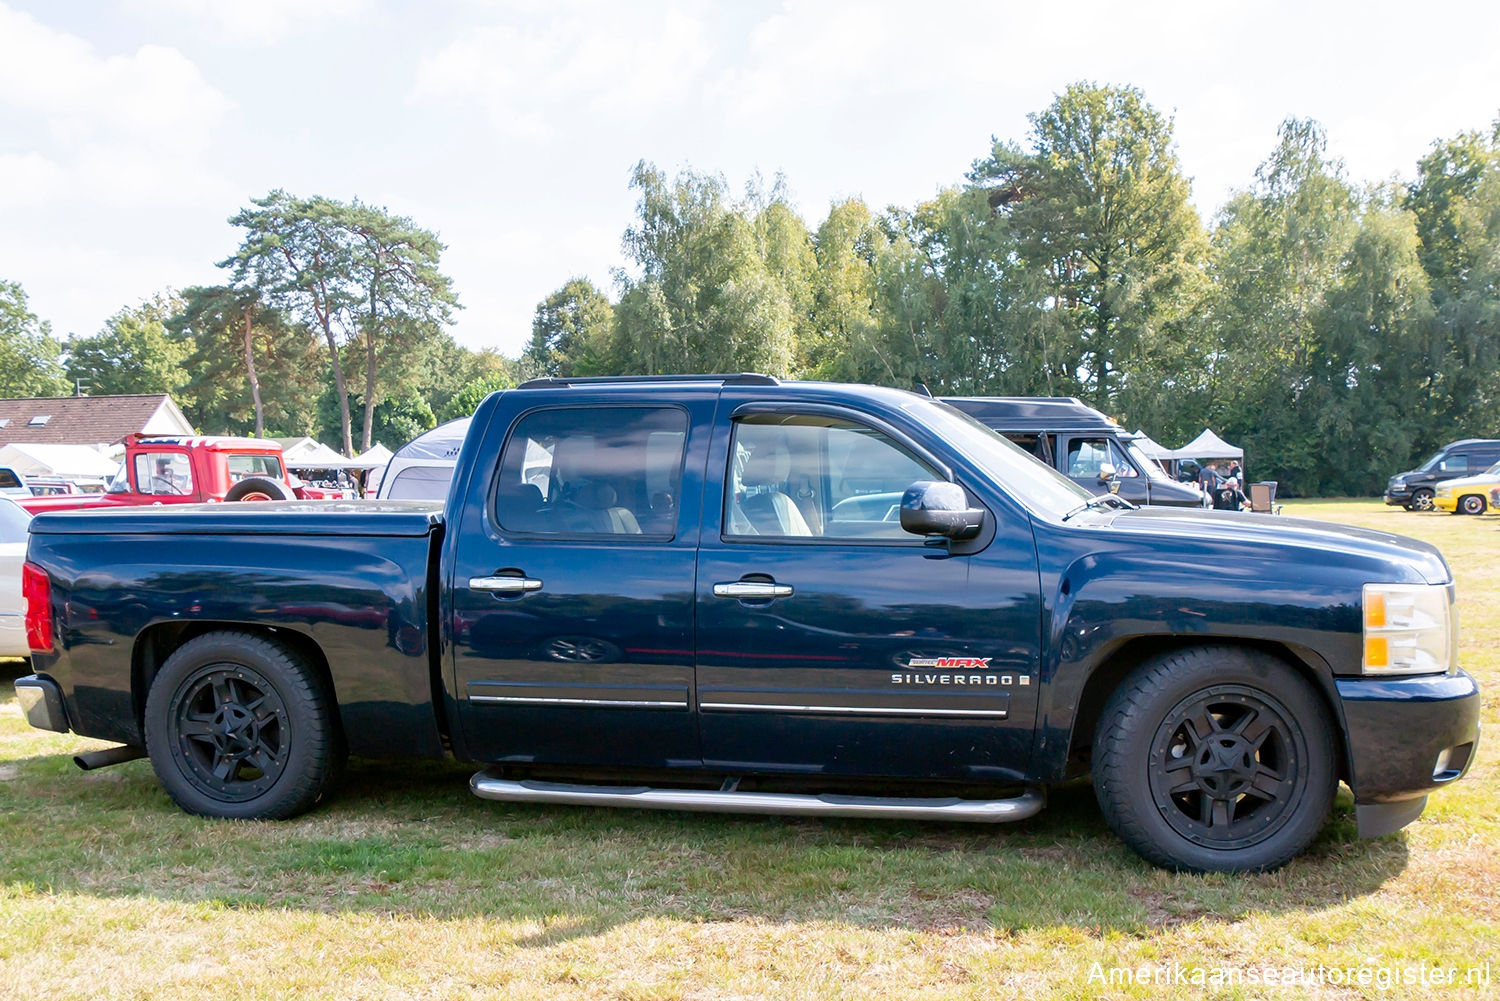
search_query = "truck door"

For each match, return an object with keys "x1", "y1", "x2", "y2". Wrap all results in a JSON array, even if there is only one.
[
  {"x1": 449, "y1": 395, "x2": 712, "y2": 767},
  {"x1": 694, "y1": 402, "x2": 1041, "y2": 782}
]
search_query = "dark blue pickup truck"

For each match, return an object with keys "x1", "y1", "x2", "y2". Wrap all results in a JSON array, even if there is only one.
[{"x1": 14, "y1": 375, "x2": 1481, "y2": 873}]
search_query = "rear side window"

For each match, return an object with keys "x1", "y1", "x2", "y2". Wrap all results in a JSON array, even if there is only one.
[
  {"x1": 0, "y1": 469, "x2": 21, "y2": 490},
  {"x1": 227, "y1": 454, "x2": 284, "y2": 481},
  {"x1": 494, "y1": 407, "x2": 687, "y2": 538}
]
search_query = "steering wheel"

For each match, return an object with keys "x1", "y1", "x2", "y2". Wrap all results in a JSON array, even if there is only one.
[{"x1": 149, "y1": 476, "x2": 188, "y2": 495}]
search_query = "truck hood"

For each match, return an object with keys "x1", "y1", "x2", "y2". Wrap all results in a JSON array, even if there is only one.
[
  {"x1": 1434, "y1": 472, "x2": 1500, "y2": 492},
  {"x1": 1094, "y1": 506, "x2": 1452, "y2": 585},
  {"x1": 29, "y1": 499, "x2": 444, "y2": 538}
]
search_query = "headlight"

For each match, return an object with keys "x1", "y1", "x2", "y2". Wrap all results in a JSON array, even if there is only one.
[
  {"x1": 1362, "y1": 583, "x2": 1456, "y2": 675},
  {"x1": 1436, "y1": 486, "x2": 1452, "y2": 497}
]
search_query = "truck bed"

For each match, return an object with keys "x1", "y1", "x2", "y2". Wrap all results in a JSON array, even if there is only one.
[{"x1": 27, "y1": 500, "x2": 447, "y2": 760}]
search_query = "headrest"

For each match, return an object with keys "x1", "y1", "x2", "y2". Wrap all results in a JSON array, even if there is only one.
[
  {"x1": 741, "y1": 442, "x2": 791, "y2": 487},
  {"x1": 575, "y1": 480, "x2": 618, "y2": 509}
]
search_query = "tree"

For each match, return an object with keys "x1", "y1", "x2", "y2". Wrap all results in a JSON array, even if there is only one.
[
  {"x1": 65, "y1": 292, "x2": 191, "y2": 403},
  {"x1": 612, "y1": 162, "x2": 797, "y2": 376},
  {"x1": 0, "y1": 279, "x2": 68, "y2": 397},
  {"x1": 522, "y1": 278, "x2": 615, "y2": 378},
  {"x1": 342, "y1": 202, "x2": 460, "y2": 451},
  {"x1": 225, "y1": 191, "x2": 458, "y2": 454},
  {"x1": 171, "y1": 285, "x2": 325, "y2": 437},
  {"x1": 805, "y1": 198, "x2": 886, "y2": 378},
  {"x1": 969, "y1": 82, "x2": 1209, "y2": 409}
]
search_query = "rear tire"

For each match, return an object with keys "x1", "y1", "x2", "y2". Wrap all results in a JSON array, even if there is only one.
[
  {"x1": 1092, "y1": 646, "x2": 1336, "y2": 873},
  {"x1": 144, "y1": 631, "x2": 343, "y2": 819}
]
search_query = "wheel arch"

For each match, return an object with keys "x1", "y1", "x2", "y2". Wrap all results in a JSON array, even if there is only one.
[
  {"x1": 132, "y1": 621, "x2": 340, "y2": 741},
  {"x1": 1059, "y1": 636, "x2": 1350, "y2": 786}
]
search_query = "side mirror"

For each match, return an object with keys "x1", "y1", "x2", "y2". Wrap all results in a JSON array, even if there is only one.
[
  {"x1": 1098, "y1": 463, "x2": 1116, "y2": 483},
  {"x1": 900, "y1": 481, "x2": 984, "y2": 541}
]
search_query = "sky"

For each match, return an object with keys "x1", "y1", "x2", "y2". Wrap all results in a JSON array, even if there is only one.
[{"x1": 2, "y1": 1, "x2": 1498, "y2": 358}]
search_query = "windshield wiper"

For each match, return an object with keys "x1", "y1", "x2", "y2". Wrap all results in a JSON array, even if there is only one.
[{"x1": 1061, "y1": 493, "x2": 1137, "y2": 522}]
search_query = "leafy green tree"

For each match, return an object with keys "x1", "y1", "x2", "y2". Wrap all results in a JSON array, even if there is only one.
[
  {"x1": 970, "y1": 82, "x2": 1209, "y2": 409},
  {"x1": 225, "y1": 191, "x2": 458, "y2": 454},
  {"x1": 171, "y1": 285, "x2": 325, "y2": 437},
  {"x1": 439, "y1": 373, "x2": 515, "y2": 423},
  {"x1": 805, "y1": 198, "x2": 886, "y2": 378},
  {"x1": 521, "y1": 278, "x2": 615, "y2": 378},
  {"x1": 612, "y1": 162, "x2": 797, "y2": 376},
  {"x1": 65, "y1": 292, "x2": 192, "y2": 404},
  {"x1": 0, "y1": 279, "x2": 68, "y2": 397}
]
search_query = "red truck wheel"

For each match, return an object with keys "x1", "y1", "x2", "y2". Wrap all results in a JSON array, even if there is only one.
[{"x1": 225, "y1": 477, "x2": 296, "y2": 502}]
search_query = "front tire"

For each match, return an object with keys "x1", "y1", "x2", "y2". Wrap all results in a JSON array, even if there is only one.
[
  {"x1": 1092, "y1": 646, "x2": 1336, "y2": 873},
  {"x1": 144, "y1": 631, "x2": 343, "y2": 819},
  {"x1": 1407, "y1": 488, "x2": 1435, "y2": 511},
  {"x1": 1458, "y1": 494, "x2": 1486, "y2": 516}
]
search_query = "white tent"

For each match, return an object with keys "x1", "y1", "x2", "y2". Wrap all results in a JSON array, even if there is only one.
[
  {"x1": 344, "y1": 443, "x2": 393, "y2": 471},
  {"x1": 0, "y1": 442, "x2": 118, "y2": 481},
  {"x1": 376, "y1": 418, "x2": 469, "y2": 500},
  {"x1": 1177, "y1": 427, "x2": 1243, "y2": 460},
  {"x1": 282, "y1": 440, "x2": 349, "y2": 468},
  {"x1": 1131, "y1": 430, "x2": 1178, "y2": 460}
]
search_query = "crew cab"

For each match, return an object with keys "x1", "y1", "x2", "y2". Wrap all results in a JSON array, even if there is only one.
[
  {"x1": 17, "y1": 434, "x2": 340, "y2": 515},
  {"x1": 13, "y1": 376, "x2": 1481, "y2": 873}
]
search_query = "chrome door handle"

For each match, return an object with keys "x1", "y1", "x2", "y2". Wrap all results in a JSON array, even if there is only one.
[
  {"x1": 713, "y1": 581, "x2": 793, "y2": 599},
  {"x1": 469, "y1": 576, "x2": 543, "y2": 594}
]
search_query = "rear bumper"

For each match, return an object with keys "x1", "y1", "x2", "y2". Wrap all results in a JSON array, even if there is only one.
[
  {"x1": 1336, "y1": 670, "x2": 1480, "y2": 836},
  {"x1": 14, "y1": 674, "x2": 70, "y2": 733}
]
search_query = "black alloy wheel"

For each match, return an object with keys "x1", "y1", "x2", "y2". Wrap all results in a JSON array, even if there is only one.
[
  {"x1": 1146, "y1": 686, "x2": 1303, "y2": 851},
  {"x1": 145, "y1": 631, "x2": 343, "y2": 819},
  {"x1": 1093, "y1": 646, "x2": 1336, "y2": 872},
  {"x1": 167, "y1": 663, "x2": 290, "y2": 802}
]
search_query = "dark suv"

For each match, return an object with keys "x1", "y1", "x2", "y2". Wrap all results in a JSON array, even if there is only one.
[
  {"x1": 944, "y1": 396, "x2": 1209, "y2": 507},
  {"x1": 1385, "y1": 439, "x2": 1500, "y2": 511}
]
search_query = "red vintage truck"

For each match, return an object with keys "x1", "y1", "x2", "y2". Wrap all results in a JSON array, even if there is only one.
[{"x1": 16, "y1": 435, "x2": 342, "y2": 515}]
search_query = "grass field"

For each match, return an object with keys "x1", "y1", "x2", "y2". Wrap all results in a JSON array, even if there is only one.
[{"x1": 1, "y1": 500, "x2": 1495, "y2": 999}]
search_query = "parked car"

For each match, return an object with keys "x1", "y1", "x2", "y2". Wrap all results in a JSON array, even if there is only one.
[
  {"x1": 0, "y1": 497, "x2": 31, "y2": 658},
  {"x1": 1434, "y1": 461, "x2": 1500, "y2": 515},
  {"x1": 27, "y1": 477, "x2": 107, "y2": 497},
  {"x1": 1385, "y1": 439, "x2": 1500, "y2": 511},
  {"x1": 15, "y1": 376, "x2": 1480, "y2": 874},
  {"x1": 16, "y1": 434, "x2": 342, "y2": 516},
  {"x1": 0, "y1": 466, "x2": 30, "y2": 498},
  {"x1": 1491, "y1": 485, "x2": 1500, "y2": 511},
  {"x1": 942, "y1": 397, "x2": 1209, "y2": 507}
]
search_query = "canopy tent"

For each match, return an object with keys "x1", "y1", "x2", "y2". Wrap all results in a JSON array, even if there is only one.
[
  {"x1": 376, "y1": 418, "x2": 469, "y2": 500},
  {"x1": 342, "y1": 443, "x2": 393, "y2": 471},
  {"x1": 0, "y1": 442, "x2": 118, "y2": 481},
  {"x1": 1176, "y1": 427, "x2": 1243, "y2": 460},
  {"x1": 1130, "y1": 430, "x2": 1177, "y2": 460},
  {"x1": 281, "y1": 440, "x2": 349, "y2": 468}
]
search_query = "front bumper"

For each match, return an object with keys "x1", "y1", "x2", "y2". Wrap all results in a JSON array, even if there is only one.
[
  {"x1": 1337, "y1": 670, "x2": 1480, "y2": 837},
  {"x1": 1383, "y1": 487, "x2": 1412, "y2": 506},
  {"x1": 1433, "y1": 493, "x2": 1457, "y2": 512},
  {"x1": 13, "y1": 674, "x2": 69, "y2": 733}
]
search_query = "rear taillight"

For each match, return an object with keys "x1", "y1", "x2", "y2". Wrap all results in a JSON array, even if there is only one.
[{"x1": 22, "y1": 562, "x2": 53, "y2": 654}]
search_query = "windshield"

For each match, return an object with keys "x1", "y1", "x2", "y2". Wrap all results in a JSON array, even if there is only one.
[
  {"x1": 104, "y1": 461, "x2": 130, "y2": 494},
  {"x1": 1125, "y1": 441, "x2": 1172, "y2": 482},
  {"x1": 904, "y1": 399, "x2": 1091, "y2": 517},
  {"x1": 1415, "y1": 451, "x2": 1445, "y2": 473}
]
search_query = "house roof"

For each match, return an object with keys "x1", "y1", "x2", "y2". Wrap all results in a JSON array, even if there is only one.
[{"x1": 0, "y1": 395, "x2": 193, "y2": 446}]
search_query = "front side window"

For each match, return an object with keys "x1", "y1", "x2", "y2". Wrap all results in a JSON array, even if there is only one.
[
  {"x1": 725, "y1": 415, "x2": 939, "y2": 541},
  {"x1": 1067, "y1": 437, "x2": 1137, "y2": 478},
  {"x1": 495, "y1": 407, "x2": 687, "y2": 537},
  {"x1": 134, "y1": 452, "x2": 193, "y2": 496}
]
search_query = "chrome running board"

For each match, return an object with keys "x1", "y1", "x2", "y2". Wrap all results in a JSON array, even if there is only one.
[{"x1": 469, "y1": 771, "x2": 1045, "y2": 823}]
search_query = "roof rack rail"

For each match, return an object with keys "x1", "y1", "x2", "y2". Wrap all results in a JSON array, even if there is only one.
[{"x1": 516, "y1": 373, "x2": 779, "y2": 389}]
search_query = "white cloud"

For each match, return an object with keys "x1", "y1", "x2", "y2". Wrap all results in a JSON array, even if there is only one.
[
  {"x1": 412, "y1": 2, "x2": 712, "y2": 138},
  {"x1": 121, "y1": 0, "x2": 367, "y2": 45}
]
